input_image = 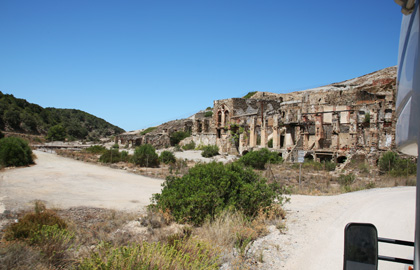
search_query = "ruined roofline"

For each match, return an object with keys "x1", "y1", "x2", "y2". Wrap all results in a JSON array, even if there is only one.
[{"x1": 234, "y1": 66, "x2": 397, "y2": 101}]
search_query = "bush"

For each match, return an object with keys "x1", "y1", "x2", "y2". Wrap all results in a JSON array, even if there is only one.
[
  {"x1": 239, "y1": 148, "x2": 282, "y2": 170},
  {"x1": 151, "y1": 162, "x2": 286, "y2": 225},
  {"x1": 338, "y1": 173, "x2": 356, "y2": 186},
  {"x1": 46, "y1": 124, "x2": 66, "y2": 141},
  {"x1": 159, "y1": 151, "x2": 176, "y2": 164},
  {"x1": 0, "y1": 130, "x2": 4, "y2": 139},
  {"x1": 78, "y1": 239, "x2": 220, "y2": 270},
  {"x1": 324, "y1": 161, "x2": 336, "y2": 171},
  {"x1": 85, "y1": 145, "x2": 107, "y2": 154},
  {"x1": 182, "y1": 140, "x2": 196, "y2": 150},
  {"x1": 0, "y1": 136, "x2": 34, "y2": 167},
  {"x1": 204, "y1": 111, "x2": 213, "y2": 117},
  {"x1": 5, "y1": 209, "x2": 67, "y2": 241},
  {"x1": 4, "y1": 202, "x2": 73, "y2": 268},
  {"x1": 243, "y1": 91, "x2": 257, "y2": 99},
  {"x1": 170, "y1": 131, "x2": 190, "y2": 146},
  {"x1": 99, "y1": 149, "x2": 121, "y2": 163},
  {"x1": 132, "y1": 144, "x2": 159, "y2": 167},
  {"x1": 140, "y1": 126, "x2": 157, "y2": 135},
  {"x1": 267, "y1": 138, "x2": 273, "y2": 148},
  {"x1": 379, "y1": 151, "x2": 417, "y2": 176},
  {"x1": 201, "y1": 145, "x2": 219, "y2": 158}
]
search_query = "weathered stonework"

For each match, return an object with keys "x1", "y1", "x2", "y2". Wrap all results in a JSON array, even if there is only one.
[
  {"x1": 206, "y1": 67, "x2": 397, "y2": 164},
  {"x1": 117, "y1": 66, "x2": 398, "y2": 165}
]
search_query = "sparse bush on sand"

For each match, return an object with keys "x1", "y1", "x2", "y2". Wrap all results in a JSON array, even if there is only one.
[{"x1": 0, "y1": 136, "x2": 34, "y2": 167}]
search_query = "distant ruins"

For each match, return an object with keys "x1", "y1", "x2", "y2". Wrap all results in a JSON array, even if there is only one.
[{"x1": 116, "y1": 66, "x2": 397, "y2": 165}]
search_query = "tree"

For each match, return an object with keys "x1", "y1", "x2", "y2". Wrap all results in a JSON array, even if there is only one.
[
  {"x1": 159, "y1": 150, "x2": 176, "y2": 164},
  {"x1": 46, "y1": 125, "x2": 66, "y2": 141},
  {"x1": 170, "y1": 131, "x2": 190, "y2": 146},
  {"x1": 0, "y1": 136, "x2": 34, "y2": 167},
  {"x1": 132, "y1": 144, "x2": 159, "y2": 167},
  {"x1": 4, "y1": 109, "x2": 21, "y2": 129}
]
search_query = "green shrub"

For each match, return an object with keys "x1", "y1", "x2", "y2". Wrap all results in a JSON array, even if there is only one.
[
  {"x1": 160, "y1": 151, "x2": 176, "y2": 164},
  {"x1": 301, "y1": 159, "x2": 336, "y2": 171},
  {"x1": 267, "y1": 138, "x2": 273, "y2": 148},
  {"x1": 111, "y1": 143, "x2": 119, "y2": 150},
  {"x1": 140, "y1": 126, "x2": 157, "y2": 135},
  {"x1": 0, "y1": 136, "x2": 34, "y2": 167},
  {"x1": 78, "y1": 239, "x2": 220, "y2": 270},
  {"x1": 324, "y1": 161, "x2": 336, "y2": 171},
  {"x1": 243, "y1": 91, "x2": 257, "y2": 99},
  {"x1": 151, "y1": 162, "x2": 286, "y2": 225},
  {"x1": 5, "y1": 210, "x2": 67, "y2": 241},
  {"x1": 182, "y1": 140, "x2": 196, "y2": 150},
  {"x1": 85, "y1": 145, "x2": 107, "y2": 154},
  {"x1": 364, "y1": 112, "x2": 370, "y2": 124},
  {"x1": 30, "y1": 224, "x2": 74, "y2": 267},
  {"x1": 338, "y1": 173, "x2": 356, "y2": 186},
  {"x1": 132, "y1": 144, "x2": 159, "y2": 167},
  {"x1": 170, "y1": 131, "x2": 191, "y2": 146},
  {"x1": 201, "y1": 145, "x2": 219, "y2": 158},
  {"x1": 239, "y1": 148, "x2": 282, "y2": 170},
  {"x1": 46, "y1": 124, "x2": 66, "y2": 141},
  {"x1": 379, "y1": 151, "x2": 417, "y2": 176},
  {"x1": 204, "y1": 111, "x2": 213, "y2": 117},
  {"x1": 99, "y1": 149, "x2": 122, "y2": 163},
  {"x1": 120, "y1": 150, "x2": 129, "y2": 162}
]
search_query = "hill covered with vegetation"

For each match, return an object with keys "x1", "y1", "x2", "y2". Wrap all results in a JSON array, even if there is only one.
[{"x1": 0, "y1": 91, "x2": 125, "y2": 141}]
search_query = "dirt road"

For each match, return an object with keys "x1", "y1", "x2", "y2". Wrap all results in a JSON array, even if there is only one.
[
  {"x1": 0, "y1": 152, "x2": 415, "y2": 269},
  {"x1": 278, "y1": 187, "x2": 415, "y2": 270},
  {"x1": 0, "y1": 151, "x2": 164, "y2": 213}
]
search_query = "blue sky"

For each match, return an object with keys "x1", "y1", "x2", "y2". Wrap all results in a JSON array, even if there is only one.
[{"x1": 0, "y1": 0, "x2": 402, "y2": 132}]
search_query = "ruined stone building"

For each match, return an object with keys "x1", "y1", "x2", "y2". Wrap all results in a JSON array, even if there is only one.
[{"x1": 116, "y1": 66, "x2": 397, "y2": 164}]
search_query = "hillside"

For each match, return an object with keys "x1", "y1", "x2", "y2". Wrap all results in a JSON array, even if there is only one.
[{"x1": 0, "y1": 91, "x2": 124, "y2": 140}]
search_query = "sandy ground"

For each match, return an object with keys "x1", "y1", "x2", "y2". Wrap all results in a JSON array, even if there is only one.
[
  {"x1": 250, "y1": 187, "x2": 415, "y2": 270},
  {"x1": 0, "y1": 150, "x2": 164, "y2": 213},
  {"x1": 0, "y1": 152, "x2": 416, "y2": 269}
]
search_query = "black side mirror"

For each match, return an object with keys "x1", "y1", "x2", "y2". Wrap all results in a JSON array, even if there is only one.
[{"x1": 344, "y1": 223, "x2": 378, "y2": 270}]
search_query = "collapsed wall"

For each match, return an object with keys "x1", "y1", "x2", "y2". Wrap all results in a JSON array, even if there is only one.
[
  {"x1": 117, "y1": 66, "x2": 398, "y2": 166},
  {"x1": 203, "y1": 66, "x2": 397, "y2": 165}
]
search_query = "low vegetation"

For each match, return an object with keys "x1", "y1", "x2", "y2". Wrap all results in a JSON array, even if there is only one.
[
  {"x1": 0, "y1": 91, "x2": 124, "y2": 140},
  {"x1": 99, "y1": 149, "x2": 129, "y2": 164},
  {"x1": 242, "y1": 91, "x2": 257, "y2": 99},
  {"x1": 140, "y1": 126, "x2": 157, "y2": 135},
  {"x1": 159, "y1": 150, "x2": 176, "y2": 164},
  {"x1": 0, "y1": 136, "x2": 34, "y2": 167},
  {"x1": 85, "y1": 145, "x2": 107, "y2": 154},
  {"x1": 151, "y1": 161, "x2": 288, "y2": 226},
  {"x1": 379, "y1": 151, "x2": 416, "y2": 176},
  {"x1": 170, "y1": 131, "x2": 191, "y2": 146},
  {"x1": 239, "y1": 148, "x2": 282, "y2": 170},
  {"x1": 181, "y1": 140, "x2": 195, "y2": 150},
  {"x1": 201, "y1": 145, "x2": 219, "y2": 158},
  {"x1": 132, "y1": 144, "x2": 159, "y2": 167}
]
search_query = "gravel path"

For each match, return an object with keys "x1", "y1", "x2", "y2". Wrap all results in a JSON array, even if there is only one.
[
  {"x1": 0, "y1": 150, "x2": 164, "y2": 213},
  {"x1": 0, "y1": 152, "x2": 415, "y2": 269},
  {"x1": 250, "y1": 187, "x2": 415, "y2": 270}
]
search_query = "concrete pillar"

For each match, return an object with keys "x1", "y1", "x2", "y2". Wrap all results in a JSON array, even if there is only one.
[
  {"x1": 221, "y1": 111, "x2": 225, "y2": 128},
  {"x1": 249, "y1": 117, "x2": 256, "y2": 147},
  {"x1": 261, "y1": 126, "x2": 267, "y2": 147},
  {"x1": 272, "y1": 128, "x2": 279, "y2": 149}
]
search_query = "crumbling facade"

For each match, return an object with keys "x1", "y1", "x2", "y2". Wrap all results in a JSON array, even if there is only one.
[
  {"x1": 117, "y1": 67, "x2": 397, "y2": 164},
  {"x1": 193, "y1": 66, "x2": 397, "y2": 163}
]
